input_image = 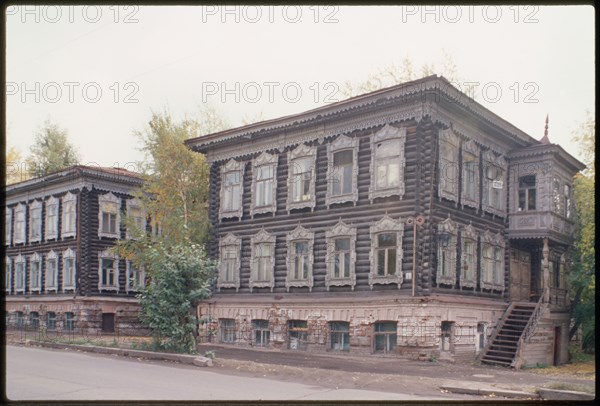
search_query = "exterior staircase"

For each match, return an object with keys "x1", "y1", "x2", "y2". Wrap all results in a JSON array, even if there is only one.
[{"x1": 480, "y1": 302, "x2": 538, "y2": 367}]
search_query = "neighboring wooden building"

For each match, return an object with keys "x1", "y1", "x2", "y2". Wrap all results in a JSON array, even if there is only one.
[
  {"x1": 4, "y1": 165, "x2": 147, "y2": 333},
  {"x1": 187, "y1": 75, "x2": 584, "y2": 367}
]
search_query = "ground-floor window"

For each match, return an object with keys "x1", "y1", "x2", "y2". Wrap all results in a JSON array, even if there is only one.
[
  {"x1": 16, "y1": 311, "x2": 23, "y2": 327},
  {"x1": 253, "y1": 319, "x2": 270, "y2": 347},
  {"x1": 47, "y1": 312, "x2": 57, "y2": 330},
  {"x1": 65, "y1": 312, "x2": 75, "y2": 331},
  {"x1": 288, "y1": 320, "x2": 308, "y2": 350},
  {"x1": 441, "y1": 321, "x2": 454, "y2": 352},
  {"x1": 219, "y1": 318, "x2": 236, "y2": 343},
  {"x1": 373, "y1": 321, "x2": 397, "y2": 353},
  {"x1": 329, "y1": 321, "x2": 350, "y2": 351},
  {"x1": 30, "y1": 312, "x2": 39, "y2": 329},
  {"x1": 476, "y1": 322, "x2": 486, "y2": 353}
]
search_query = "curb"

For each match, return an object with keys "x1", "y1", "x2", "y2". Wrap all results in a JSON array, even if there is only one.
[
  {"x1": 538, "y1": 388, "x2": 595, "y2": 401},
  {"x1": 440, "y1": 385, "x2": 538, "y2": 399}
]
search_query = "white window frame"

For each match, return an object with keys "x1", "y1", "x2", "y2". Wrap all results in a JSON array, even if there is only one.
[
  {"x1": 126, "y1": 198, "x2": 146, "y2": 239},
  {"x1": 217, "y1": 233, "x2": 241, "y2": 292},
  {"x1": 5, "y1": 207, "x2": 12, "y2": 246},
  {"x1": 62, "y1": 248, "x2": 76, "y2": 291},
  {"x1": 250, "y1": 152, "x2": 278, "y2": 217},
  {"x1": 5, "y1": 257, "x2": 11, "y2": 293},
  {"x1": 249, "y1": 229, "x2": 275, "y2": 292},
  {"x1": 480, "y1": 230, "x2": 505, "y2": 292},
  {"x1": 29, "y1": 200, "x2": 42, "y2": 243},
  {"x1": 438, "y1": 129, "x2": 460, "y2": 203},
  {"x1": 45, "y1": 196, "x2": 59, "y2": 240},
  {"x1": 45, "y1": 251, "x2": 59, "y2": 292},
  {"x1": 369, "y1": 124, "x2": 407, "y2": 202},
  {"x1": 219, "y1": 159, "x2": 245, "y2": 220},
  {"x1": 325, "y1": 221, "x2": 357, "y2": 291},
  {"x1": 482, "y1": 151, "x2": 507, "y2": 216},
  {"x1": 460, "y1": 224, "x2": 478, "y2": 289},
  {"x1": 61, "y1": 192, "x2": 77, "y2": 239},
  {"x1": 98, "y1": 192, "x2": 121, "y2": 239},
  {"x1": 14, "y1": 203, "x2": 26, "y2": 244},
  {"x1": 29, "y1": 252, "x2": 42, "y2": 292},
  {"x1": 285, "y1": 225, "x2": 314, "y2": 292},
  {"x1": 436, "y1": 217, "x2": 458, "y2": 286},
  {"x1": 15, "y1": 254, "x2": 25, "y2": 293},
  {"x1": 326, "y1": 135, "x2": 359, "y2": 207},
  {"x1": 98, "y1": 249, "x2": 119, "y2": 291},
  {"x1": 369, "y1": 216, "x2": 404, "y2": 289},
  {"x1": 126, "y1": 260, "x2": 145, "y2": 292},
  {"x1": 287, "y1": 143, "x2": 317, "y2": 213},
  {"x1": 461, "y1": 140, "x2": 480, "y2": 210}
]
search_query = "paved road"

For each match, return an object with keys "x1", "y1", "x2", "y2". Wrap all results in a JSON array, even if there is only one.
[{"x1": 6, "y1": 345, "x2": 454, "y2": 401}]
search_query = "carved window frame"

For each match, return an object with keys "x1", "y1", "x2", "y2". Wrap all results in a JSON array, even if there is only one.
[
  {"x1": 126, "y1": 260, "x2": 145, "y2": 293},
  {"x1": 217, "y1": 233, "x2": 241, "y2": 292},
  {"x1": 436, "y1": 217, "x2": 458, "y2": 287},
  {"x1": 45, "y1": 196, "x2": 59, "y2": 241},
  {"x1": 461, "y1": 140, "x2": 480, "y2": 210},
  {"x1": 369, "y1": 216, "x2": 404, "y2": 289},
  {"x1": 45, "y1": 250, "x2": 59, "y2": 292},
  {"x1": 250, "y1": 152, "x2": 278, "y2": 217},
  {"x1": 249, "y1": 229, "x2": 276, "y2": 292},
  {"x1": 460, "y1": 224, "x2": 478, "y2": 289},
  {"x1": 5, "y1": 207, "x2": 11, "y2": 246},
  {"x1": 438, "y1": 129, "x2": 460, "y2": 203},
  {"x1": 62, "y1": 248, "x2": 76, "y2": 292},
  {"x1": 285, "y1": 225, "x2": 314, "y2": 292},
  {"x1": 62, "y1": 192, "x2": 77, "y2": 239},
  {"x1": 482, "y1": 151, "x2": 507, "y2": 217},
  {"x1": 14, "y1": 203, "x2": 26, "y2": 244},
  {"x1": 5, "y1": 256, "x2": 12, "y2": 294},
  {"x1": 29, "y1": 200, "x2": 42, "y2": 243},
  {"x1": 219, "y1": 159, "x2": 245, "y2": 220},
  {"x1": 126, "y1": 198, "x2": 146, "y2": 239},
  {"x1": 15, "y1": 254, "x2": 25, "y2": 293},
  {"x1": 287, "y1": 143, "x2": 317, "y2": 213},
  {"x1": 480, "y1": 230, "x2": 505, "y2": 292},
  {"x1": 98, "y1": 249, "x2": 119, "y2": 291},
  {"x1": 369, "y1": 124, "x2": 407, "y2": 202},
  {"x1": 98, "y1": 192, "x2": 121, "y2": 239},
  {"x1": 29, "y1": 252, "x2": 42, "y2": 292},
  {"x1": 325, "y1": 221, "x2": 357, "y2": 291},
  {"x1": 326, "y1": 135, "x2": 359, "y2": 207}
]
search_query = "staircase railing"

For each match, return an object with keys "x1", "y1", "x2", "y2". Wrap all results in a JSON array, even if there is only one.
[
  {"x1": 476, "y1": 302, "x2": 513, "y2": 362},
  {"x1": 511, "y1": 295, "x2": 545, "y2": 367}
]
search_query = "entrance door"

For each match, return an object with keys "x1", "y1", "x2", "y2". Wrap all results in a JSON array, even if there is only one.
[
  {"x1": 102, "y1": 313, "x2": 115, "y2": 333},
  {"x1": 510, "y1": 249, "x2": 531, "y2": 301},
  {"x1": 554, "y1": 326, "x2": 561, "y2": 366}
]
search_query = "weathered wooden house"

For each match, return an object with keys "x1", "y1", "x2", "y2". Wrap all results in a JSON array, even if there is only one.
[
  {"x1": 186, "y1": 75, "x2": 584, "y2": 367},
  {"x1": 4, "y1": 165, "x2": 147, "y2": 333}
]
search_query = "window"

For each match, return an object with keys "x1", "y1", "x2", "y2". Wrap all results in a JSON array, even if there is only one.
[
  {"x1": 369, "y1": 125, "x2": 406, "y2": 202},
  {"x1": 436, "y1": 217, "x2": 457, "y2": 286},
  {"x1": 329, "y1": 321, "x2": 350, "y2": 351},
  {"x1": 126, "y1": 261, "x2": 145, "y2": 292},
  {"x1": 249, "y1": 230, "x2": 275, "y2": 292},
  {"x1": 564, "y1": 184, "x2": 572, "y2": 219},
  {"x1": 251, "y1": 152, "x2": 278, "y2": 216},
  {"x1": 99, "y1": 192, "x2": 121, "y2": 238},
  {"x1": 476, "y1": 323, "x2": 487, "y2": 353},
  {"x1": 288, "y1": 320, "x2": 308, "y2": 350},
  {"x1": 325, "y1": 221, "x2": 357, "y2": 291},
  {"x1": 46, "y1": 312, "x2": 56, "y2": 330},
  {"x1": 327, "y1": 135, "x2": 358, "y2": 207},
  {"x1": 65, "y1": 312, "x2": 75, "y2": 331},
  {"x1": 29, "y1": 200, "x2": 42, "y2": 242},
  {"x1": 151, "y1": 218, "x2": 162, "y2": 240},
  {"x1": 482, "y1": 151, "x2": 506, "y2": 215},
  {"x1": 30, "y1": 312, "x2": 40, "y2": 329},
  {"x1": 126, "y1": 199, "x2": 145, "y2": 239},
  {"x1": 373, "y1": 321, "x2": 397, "y2": 353},
  {"x1": 62, "y1": 192, "x2": 77, "y2": 238},
  {"x1": 461, "y1": 140, "x2": 480, "y2": 208},
  {"x1": 253, "y1": 319, "x2": 270, "y2": 347},
  {"x1": 460, "y1": 225, "x2": 478, "y2": 289},
  {"x1": 217, "y1": 233, "x2": 241, "y2": 292},
  {"x1": 62, "y1": 248, "x2": 76, "y2": 291},
  {"x1": 518, "y1": 175, "x2": 536, "y2": 211},
  {"x1": 5, "y1": 258, "x2": 11, "y2": 293},
  {"x1": 440, "y1": 321, "x2": 454, "y2": 352},
  {"x1": 45, "y1": 251, "x2": 58, "y2": 291},
  {"x1": 287, "y1": 144, "x2": 317, "y2": 212},
  {"x1": 438, "y1": 129, "x2": 459, "y2": 202},
  {"x1": 552, "y1": 177, "x2": 561, "y2": 214},
  {"x1": 98, "y1": 250, "x2": 119, "y2": 291},
  {"x1": 480, "y1": 231, "x2": 504, "y2": 291},
  {"x1": 29, "y1": 253, "x2": 41, "y2": 291},
  {"x1": 220, "y1": 159, "x2": 244, "y2": 219},
  {"x1": 14, "y1": 204, "x2": 26, "y2": 244},
  {"x1": 45, "y1": 197, "x2": 59, "y2": 240},
  {"x1": 286, "y1": 225, "x2": 314, "y2": 292},
  {"x1": 5, "y1": 207, "x2": 11, "y2": 246},
  {"x1": 369, "y1": 216, "x2": 404, "y2": 289},
  {"x1": 16, "y1": 311, "x2": 24, "y2": 328},
  {"x1": 219, "y1": 318, "x2": 236, "y2": 343},
  {"x1": 15, "y1": 255, "x2": 25, "y2": 292}
]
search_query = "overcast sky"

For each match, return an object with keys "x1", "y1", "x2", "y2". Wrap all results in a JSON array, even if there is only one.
[{"x1": 6, "y1": 5, "x2": 595, "y2": 171}]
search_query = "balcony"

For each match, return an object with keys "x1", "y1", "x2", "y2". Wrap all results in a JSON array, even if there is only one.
[{"x1": 508, "y1": 211, "x2": 574, "y2": 244}]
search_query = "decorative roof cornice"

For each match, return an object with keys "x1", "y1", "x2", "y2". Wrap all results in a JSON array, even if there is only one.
[{"x1": 507, "y1": 144, "x2": 586, "y2": 173}]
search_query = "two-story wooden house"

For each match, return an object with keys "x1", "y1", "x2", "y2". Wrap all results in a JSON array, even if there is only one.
[
  {"x1": 4, "y1": 165, "x2": 148, "y2": 333},
  {"x1": 186, "y1": 75, "x2": 584, "y2": 367}
]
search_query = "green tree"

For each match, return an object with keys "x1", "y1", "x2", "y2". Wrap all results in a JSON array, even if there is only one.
[
  {"x1": 25, "y1": 120, "x2": 80, "y2": 177},
  {"x1": 5, "y1": 145, "x2": 30, "y2": 185},
  {"x1": 569, "y1": 112, "x2": 595, "y2": 353}
]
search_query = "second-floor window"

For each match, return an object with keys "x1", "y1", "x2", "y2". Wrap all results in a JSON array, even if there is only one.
[
  {"x1": 461, "y1": 140, "x2": 480, "y2": 209},
  {"x1": 126, "y1": 199, "x2": 145, "y2": 239},
  {"x1": 45, "y1": 251, "x2": 58, "y2": 291},
  {"x1": 98, "y1": 250, "x2": 119, "y2": 290},
  {"x1": 552, "y1": 177, "x2": 562, "y2": 215},
  {"x1": 14, "y1": 204, "x2": 26, "y2": 244},
  {"x1": 29, "y1": 201, "x2": 42, "y2": 242},
  {"x1": 325, "y1": 221, "x2": 357, "y2": 291},
  {"x1": 251, "y1": 152, "x2": 278, "y2": 216},
  {"x1": 5, "y1": 208, "x2": 11, "y2": 246},
  {"x1": 217, "y1": 233, "x2": 241, "y2": 292},
  {"x1": 460, "y1": 224, "x2": 478, "y2": 289},
  {"x1": 63, "y1": 248, "x2": 76, "y2": 291},
  {"x1": 62, "y1": 192, "x2": 77, "y2": 238},
  {"x1": 369, "y1": 216, "x2": 403, "y2": 289},
  {"x1": 219, "y1": 159, "x2": 244, "y2": 220},
  {"x1": 564, "y1": 184, "x2": 572, "y2": 219},
  {"x1": 327, "y1": 135, "x2": 359, "y2": 207},
  {"x1": 518, "y1": 175, "x2": 536, "y2": 211},
  {"x1": 5, "y1": 258, "x2": 11, "y2": 293},
  {"x1": 126, "y1": 261, "x2": 145, "y2": 292},
  {"x1": 249, "y1": 229, "x2": 275, "y2": 292},
  {"x1": 287, "y1": 144, "x2": 317, "y2": 212},
  {"x1": 370, "y1": 125, "x2": 407, "y2": 202},
  {"x1": 15, "y1": 256, "x2": 25, "y2": 292},
  {"x1": 286, "y1": 225, "x2": 314, "y2": 292},
  {"x1": 438, "y1": 129, "x2": 459, "y2": 202},
  {"x1": 436, "y1": 217, "x2": 457, "y2": 287},
  {"x1": 45, "y1": 197, "x2": 59, "y2": 240},
  {"x1": 99, "y1": 192, "x2": 121, "y2": 238},
  {"x1": 480, "y1": 231, "x2": 505, "y2": 291},
  {"x1": 29, "y1": 253, "x2": 41, "y2": 291}
]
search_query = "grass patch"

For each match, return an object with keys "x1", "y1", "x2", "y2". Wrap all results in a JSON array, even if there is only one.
[{"x1": 569, "y1": 344, "x2": 595, "y2": 363}]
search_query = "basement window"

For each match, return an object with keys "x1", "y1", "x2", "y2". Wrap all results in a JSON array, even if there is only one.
[
  {"x1": 329, "y1": 321, "x2": 350, "y2": 351},
  {"x1": 219, "y1": 319, "x2": 236, "y2": 343},
  {"x1": 441, "y1": 321, "x2": 454, "y2": 352},
  {"x1": 373, "y1": 321, "x2": 397, "y2": 353},
  {"x1": 253, "y1": 319, "x2": 270, "y2": 347},
  {"x1": 288, "y1": 320, "x2": 308, "y2": 350}
]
